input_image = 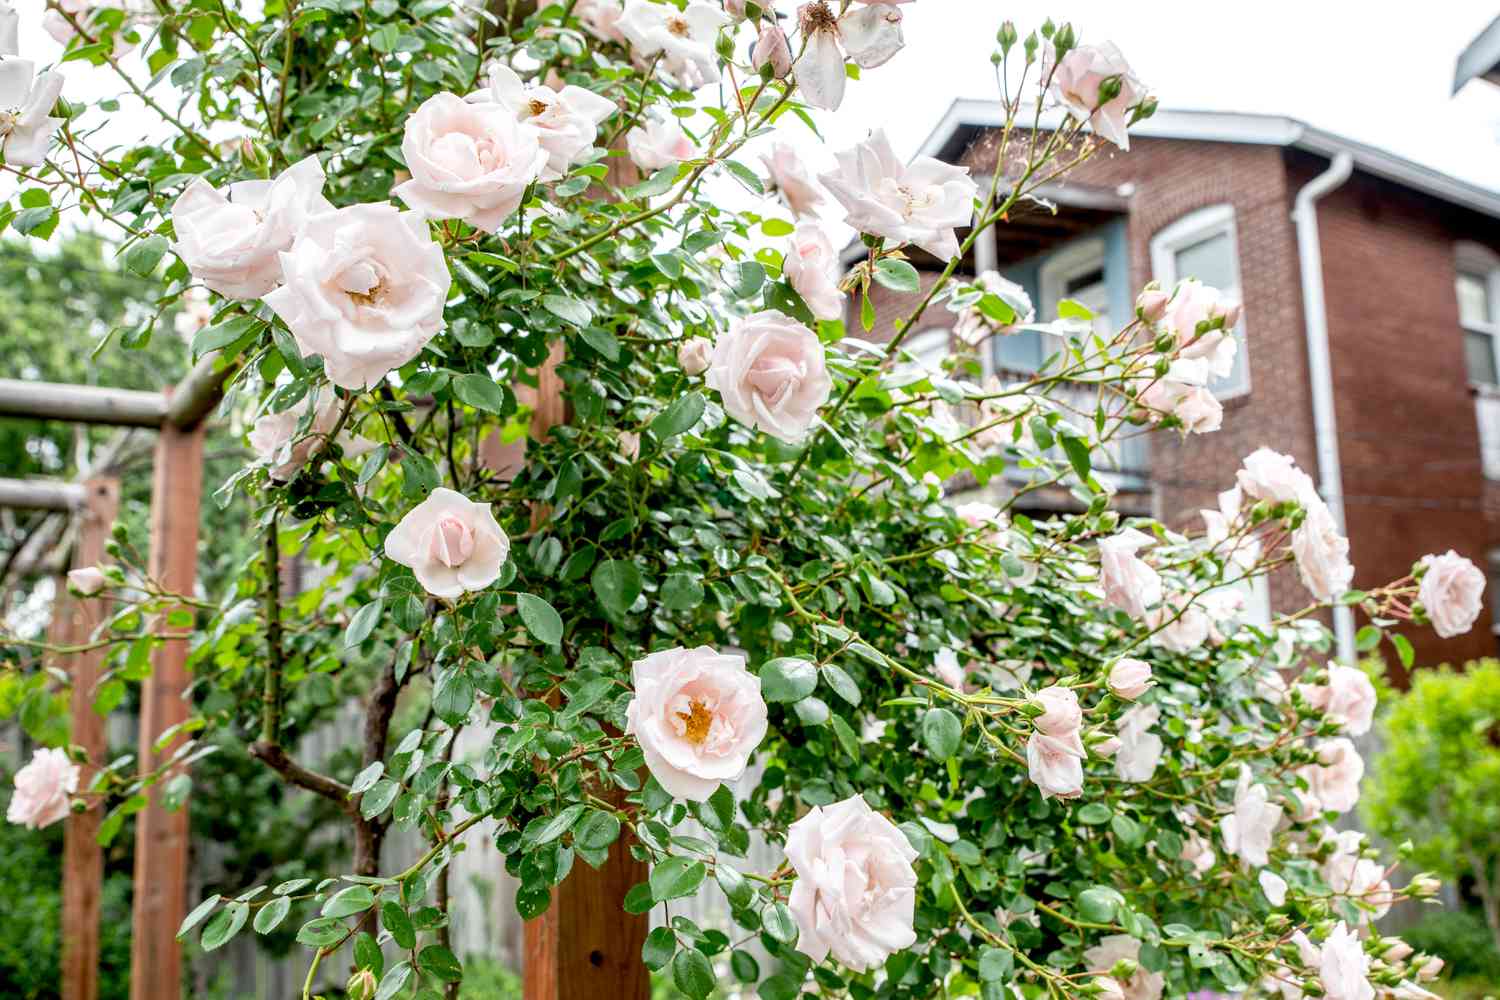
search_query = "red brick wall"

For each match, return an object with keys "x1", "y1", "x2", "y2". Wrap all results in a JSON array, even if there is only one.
[{"x1": 1297, "y1": 150, "x2": 1499, "y2": 671}]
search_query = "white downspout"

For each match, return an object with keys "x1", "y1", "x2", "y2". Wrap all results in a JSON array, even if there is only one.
[{"x1": 1292, "y1": 151, "x2": 1356, "y2": 664}]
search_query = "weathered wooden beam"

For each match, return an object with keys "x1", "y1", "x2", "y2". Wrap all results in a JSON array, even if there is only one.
[
  {"x1": 0, "y1": 478, "x2": 86, "y2": 511},
  {"x1": 129, "y1": 414, "x2": 204, "y2": 1000},
  {"x1": 0, "y1": 379, "x2": 167, "y2": 428},
  {"x1": 165, "y1": 351, "x2": 239, "y2": 431},
  {"x1": 60, "y1": 477, "x2": 119, "y2": 1000}
]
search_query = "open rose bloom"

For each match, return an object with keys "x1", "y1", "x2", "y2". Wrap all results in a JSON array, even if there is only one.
[
  {"x1": 384, "y1": 488, "x2": 510, "y2": 599},
  {"x1": 706, "y1": 310, "x2": 832, "y2": 443},
  {"x1": 0, "y1": 59, "x2": 65, "y2": 168},
  {"x1": 785, "y1": 794, "x2": 918, "y2": 970},
  {"x1": 625, "y1": 646, "x2": 768, "y2": 801},
  {"x1": 6, "y1": 748, "x2": 79, "y2": 830}
]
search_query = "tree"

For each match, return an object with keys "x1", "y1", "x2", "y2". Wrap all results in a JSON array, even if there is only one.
[
  {"x1": 0, "y1": 2, "x2": 1475, "y2": 998},
  {"x1": 1365, "y1": 661, "x2": 1500, "y2": 950}
]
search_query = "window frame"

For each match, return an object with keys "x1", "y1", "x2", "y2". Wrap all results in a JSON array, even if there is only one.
[
  {"x1": 1456, "y1": 242, "x2": 1500, "y2": 390},
  {"x1": 1150, "y1": 203, "x2": 1249, "y2": 400}
]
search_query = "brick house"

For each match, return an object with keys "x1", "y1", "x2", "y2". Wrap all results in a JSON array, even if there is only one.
[{"x1": 857, "y1": 102, "x2": 1500, "y2": 674}]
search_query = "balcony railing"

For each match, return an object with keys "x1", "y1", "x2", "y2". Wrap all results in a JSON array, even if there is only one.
[{"x1": 992, "y1": 367, "x2": 1151, "y2": 488}]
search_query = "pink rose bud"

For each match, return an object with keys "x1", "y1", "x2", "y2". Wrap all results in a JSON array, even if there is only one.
[
  {"x1": 618, "y1": 430, "x2": 640, "y2": 461},
  {"x1": 1107, "y1": 658, "x2": 1153, "y2": 700},
  {"x1": 1136, "y1": 286, "x2": 1170, "y2": 323},
  {"x1": 1382, "y1": 941, "x2": 1413, "y2": 962},
  {"x1": 1417, "y1": 957, "x2": 1443, "y2": 982},
  {"x1": 5, "y1": 748, "x2": 79, "y2": 830},
  {"x1": 724, "y1": 0, "x2": 748, "y2": 17},
  {"x1": 1408, "y1": 876, "x2": 1440, "y2": 897},
  {"x1": 67, "y1": 566, "x2": 108, "y2": 596},
  {"x1": 678, "y1": 336, "x2": 713, "y2": 375},
  {"x1": 347, "y1": 970, "x2": 378, "y2": 1000},
  {"x1": 1092, "y1": 735, "x2": 1122, "y2": 758},
  {"x1": 752, "y1": 22, "x2": 792, "y2": 78}
]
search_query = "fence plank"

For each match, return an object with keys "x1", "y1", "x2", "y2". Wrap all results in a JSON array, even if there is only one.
[
  {"x1": 130, "y1": 420, "x2": 205, "y2": 1000},
  {"x1": 60, "y1": 477, "x2": 120, "y2": 1000}
]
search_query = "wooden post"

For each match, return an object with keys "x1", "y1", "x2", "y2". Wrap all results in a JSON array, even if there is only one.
[
  {"x1": 60, "y1": 477, "x2": 120, "y2": 1000},
  {"x1": 129, "y1": 419, "x2": 205, "y2": 1000},
  {"x1": 520, "y1": 342, "x2": 651, "y2": 1000}
]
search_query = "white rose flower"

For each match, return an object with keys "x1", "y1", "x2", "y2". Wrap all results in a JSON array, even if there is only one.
[
  {"x1": 1259, "y1": 869, "x2": 1288, "y2": 907},
  {"x1": 820, "y1": 128, "x2": 978, "y2": 261},
  {"x1": 1136, "y1": 356, "x2": 1222, "y2": 434},
  {"x1": 1114, "y1": 703, "x2": 1162, "y2": 782},
  {"x1": 782, "y1": 222, "x2": 844, "y2": 321},
  {"x1": 705, "y1": 310, "x2": 832, "y2": 443},
  {"x1": 677, "y1": 336, "x2": 712, "y2": 375},
  {"x1": 1084, "y1": 935, "x2": 1164, "y2": 1000},
  {"x1": 66, "y1": 566, "x2": 107, "y2": 596},
  {"x1": 625, "y1": 114, "x2": 698, "y2": 172},
  {"x1": 1417, "y1": 549, "x2": 1485, "y2": 638},
  {"x1": 1292, "y1": 497, "x2": 1354, "y2": 603},
  {"x1": 0, "y1": 59, "x2": 64, "y2": 168},
  {"x1": 384, "y1": 488, "x2": 510, "y2": 599},
  {"x1": 1319, "y1": 923, "x2": 1374, "y2": 1000},
  {"x1": 1218, "y1": 765, "x2": 1283, "y2": 868},
  {"x1": 1237, "y1": 447, "x2": 1316, "y2": 505},
  {"x1": 1298, "y1": 663, "x2": 1377, "y2": 736},
  {"x1": 5, "y1": 747, "x2": 79, "y2": 830},
  {"x1": 1098, "y1": 528, "x2": 1162, "y2": 620},
  {"x1": 1045, "y1": 41, "x2": 1147, "y2": 150},
  {"x1": 1107, "y1": 658, "x2": 1153, "y2": 700},
  {"x1": 619, "y1": 0, "x2": 730, "y2": 87},
  {"x1": 785, "y1": 793, "x2": 919, "y2": 970},
  {"x1": 1027, "y1": 732, "x2": 1084, "y2": 799},
  {"x1": 624, "y1": 645, "x2": 768, "y2": 801},
  {"x1": 760, "y1": 142, "x2": 826, "y2": 218},
  {"x1": 248, "y1": 386, "x2": 373, "y2": 482},
  {"x1": 264, "y1": 203, "x2": 451, "y2": 390},
  {"x1": 472, "y1": 65, "x2": 615, "y2": 181},
  {"x1": 794, "y1": 1, "x2": 904, "y2": 111},
  {"x1": 394, "y1": 91, "x2": 548, "y2": 232},
  {"x1": 1302, "y1": 737, "x2": 1363, "y2": 814}
]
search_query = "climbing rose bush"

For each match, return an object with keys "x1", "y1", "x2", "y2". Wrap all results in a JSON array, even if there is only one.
[{"x1": 0, "y1": 2, "x2": 1475, "y2": 999}]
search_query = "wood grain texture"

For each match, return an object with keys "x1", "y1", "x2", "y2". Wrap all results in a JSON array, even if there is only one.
[
  {"x1": 130, "y1": 421, "x2": 204, "y2": 1000},
  {"x1": 60, "y1": 477, "x2": 119, "y2": 1000}
]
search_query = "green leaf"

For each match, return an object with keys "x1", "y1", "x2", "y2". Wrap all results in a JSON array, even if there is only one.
[
  {"x1": 382, "y1": 901, "x2": 416, "y2": 950},
  {"x1": 432, "y1": 668, "x2": 475, "y2": 725},
  {"x1": 715, "y1": 864, "x2": 753, "y2": 908},
  {"x1": 453, "y1": 373, "x2": 508, "y2": 414},
  {"x1": 254, "y1": 896, "x2": 292, "y2": 934},
  {"x1": 978, "y1": 946, "x2": 1014, "y2": 982},
  {"x1": 177, "y1": 894, "x2": 220, "y2": 939},
  {"x1": 873, "y1": 258, "x2": 921, "y2": 293},
  {"x1": 1355, "y1": 625, "x2": 1381, "y2": 652},
  {"x1": 360, "y1": 779, "x2": 400, "y2": 820},
  {"x1": 193, "y1": 315, "x2": 261, "y2": 359},
  {"x1": 1076, "y1": 886, "x2": 1122, "y2": 923},
  {"x1": 1057, "y1": 298, "x2": 1095, "y2": 320},
  {"x1": 650, "y1": 391, "x2": 706, "y2": 440},
  {"x1": 671, "y1": 946, "x2": 715, "y2": 1000},
  {"x1": 541, "y1": 294, "x2": 593, "y2": 327},
  {"x1": 761, "y1": 217, "x2": 795, "y2": 237},
  {"x1": 650, "y1": 857, "x2": 706, "y2": 901},
  {"x1": 1060, "y1": 434, "x2": 1092, "y2": 481},
  {"x1": 761, "y1": 902, "x2": 798, "y2": 945},
  {"x1": 642, "y1": 927, "x2": 676, "y2": 970},
  {"x1": 516, "y1": 593, "x2": 564, "y2": 646},
  {"x1": 1076, "y1": 802, "x2": 1112, "y2": 826},
  {"x1": 920, "y1": 707, "x2": 962, "y2": 759},
  {"x1": 821, "y1": 664, "x2": 860, "y2": 705},
  {"x1": 351, "y1": 762, "x2": 384, "y2": 794},
  {"x1": 531, "y1": 803, "x2": 586, "y2": 846},
  {"x1": 374, "y1": 961, "x2": 413, "y2": 1000},
  {"x1": 417, "y1": 945, "x2": 463, "y2": 982},
  {"x1": 759, "y1": 657, "x2": 817, "y2": 703},
  {"x1": 345, "y1": 599, "x2": 383, "y2": 649},
  {"x1": 627, "y1": 166, "x2": 678, "y2": 200},
  {"x1": 1390, "y1": 632, "x2": 1415, "y2": 669},
  {"x1": 591, "y1": 560, "x2": 643, "y2": 617},
  {"x1": 124, "y1": 235, "x2": 170, "y2": 276},
  {"x1": 200, "y1": 901, "x2": 249, "y2": 951},
  {"x1": 661, "y1": 573, "x2": 705, "y2": 611},
  {"x1": 323, "y1": 885, "x2": 376, "y2": 919},
  {"x1": 575, "y1": 810, "x2": 622, "y2": 851}
]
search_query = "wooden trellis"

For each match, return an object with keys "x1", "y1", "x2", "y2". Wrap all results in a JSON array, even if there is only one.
[{"x1": 1, "y1": 352, "x2": 650, "y2": 999}]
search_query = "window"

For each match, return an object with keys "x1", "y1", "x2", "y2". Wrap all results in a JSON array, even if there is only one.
[
  {"x1": 1456, "y1": 248, "x2": 1500, "y2": 387},
  {"x1": 1151, "y1": 204, "x2": 1248, "y2": 398},
  {"x1": 997, "y1": 238, "x2": 1112, "y2": 377}
]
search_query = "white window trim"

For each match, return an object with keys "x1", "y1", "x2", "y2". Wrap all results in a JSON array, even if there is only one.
[
  {"x1": 1456, "y1": 242, "x2": 1500, "y2": 390},
  {"x1": 1039, "y1": 237, "x2": 1108, "y2": 322},
  {"x1": 1150, "y1": 204, "x2": 1249, "y2": 400}
]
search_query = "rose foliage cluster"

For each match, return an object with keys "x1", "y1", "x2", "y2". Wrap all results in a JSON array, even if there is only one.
[{"x1": 0, "y1": 2, "x2": 1482, "y2": 999}]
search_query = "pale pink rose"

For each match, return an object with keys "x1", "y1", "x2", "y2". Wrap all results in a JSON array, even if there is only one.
[
  {"x1": 931, "y1": 647, "x2": 966, "y2": 690},
  {"x1": 248, "y1": 386, "x2": 372, "y2": 482},
  {"x1": 820, "y1": 128, "x2": 978, "y2": 261},
  {"x1": 624, "y1": 645, "x2": 768, "y2": 801},
  {"x1": 1032, "y1": 685, "x2": 1083, "y2": 747},
  {"x1": 6, "y1": 747, "x2": 78, "y2": 829},
  {"x1": 1320, "y1": 831, "x2": 1388, "y2": 916},
  {"x1": 1148, "y1": 596, "x2": 1210, "y2": 653},
  {"x1": 1299, "y1": 663, "x2": 1376, "y2": 736},
  {"x1": 1045, "y1": 42, "x2": 1146, "y2": 150},
  {"x1": 265, "y1": 203, "x2": 450, "y2": 390},
  {"x1": 574, "y1": 0, "x2": 627, "y2": 42},
  {"x1": 1114, "y1": 703, "x2": 1162, "y2": 782},
  {"x1": 384, "y1": 488, "x2": 510, "y2": 599},
  {"x1": 954, "y1": 501, "x2": 1002, "y2": 530},
  {"x1": 752, "y1": 22, "x2": 792, "y2": 78},
  {"x1": 1137, "y1": 357, "x2": 1222, "y2": 434},
  {"x1": 619, "y1": 0, "x2": 730, "y2": 87},
  {"x1": 617, "y1": 431, "x2": 640, "y2": 461},
  {"x1": 1201, "y1": 486, "x2": 1259, "y2": 571},
  {"x1": 786, "y1": 793, "x2": 918, "y2": 970},
  {"x1": 1093, "y1": 735, "x2": 1122, "y2": 758},
  {"x1": 474, "y1": 65, "x2": 615, "y2": 181},
  {"x1": 67, "y1": 566, "x2": 107, "y2": 596},
  {"x1": 1084, "y1": 935, "x2": 1164, "y2": 1000},
  {"x1": 1415, "y1": 957, "x2": 1444, "y2": 982},
  {"x1": 1320, "y1": 923, "x2": 1374, "y2": 1000},
  {"x1": 1418, "y1": 550, "x2": 1485, "y2": 638},
  {"x1": 794, "y1": 2, "x2": 904, "y2": 111},
  {"x1": 1259, "y1": 869, "x2": 1288, "y2": 906},
  {"x1": 1202, "y1": 588, "x2": 1248, "y2": 644},
  {"x1": 625, "y1": 115, "x2": 699, "y2": 172},
  {"x1": 174, "y1": 288, "x2": 214, "y2": 340},
  {"x1": 1099, "y1": 528, "x2": 1162, "y2": 620},
  {"x1": 1180, "y1": 831, "x2": 1216, "y2": 875},
  {"x1": 1304, "y1": 738, "x2": 1363, "y2": 814},
  {"x1": 706, "y1": 310, "x2": 832, "y2": 443},
  {"x1": 171, "y1": 155, "x2": 332, "y2": 300},
  {"x1": 723, "y1": 0, "x2": 748, "y2": 17},
  {"x1": 1093, "y1": 978, "x2": 1127, "y2": 1000},
  {"x1": 1292, "y1": 498, "x2": 1354, "y2": 603},
  {"x1": 1164, "y1": 279, "x2": 1241, "y2": 379},
  {"x1": 1107, "y1": 658, "x2": 1153, "y2": 700},
  {"x1": 953, "y1": 271, "x2": 1034, "y2": 346},
  {"x1": 43, "y1": 2, "x2": 134, "y2": 56},
  {"x1": 782, "y1": 222, "x2": 844, "y2": 321},
  {"x1": 760, "y1": 142, "x2": 826, "y2": 218},
  {"x1": 0, "y1": 59, "x2": 64, "y2": 168},
  {"x1": 1237, "y1": 447, "x2": 1316, "y2": 505},
  {"x1": 395, "y1": 91, "x2": 548, "y2": 232},
  {"x1": 677, "y1": 336, "x2": 712, "y2": 375},
  {"x1": 1384, "y1": 942, "x2": 1415, "y2": 963},
  {"x1": 1136, "y1": 284, "x2": 1170, "y2": 323},
  {"x1": 1027, "y1": 732, "x2": 1084, "y2": 799},
  {"x1": 1219, "y1": 765, "x2": 1283, "y2": 868}
]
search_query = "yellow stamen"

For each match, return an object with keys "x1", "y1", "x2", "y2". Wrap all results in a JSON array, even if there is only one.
[{"x1": 676, "y1": 701, "x2": 713, "y2": 745}]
